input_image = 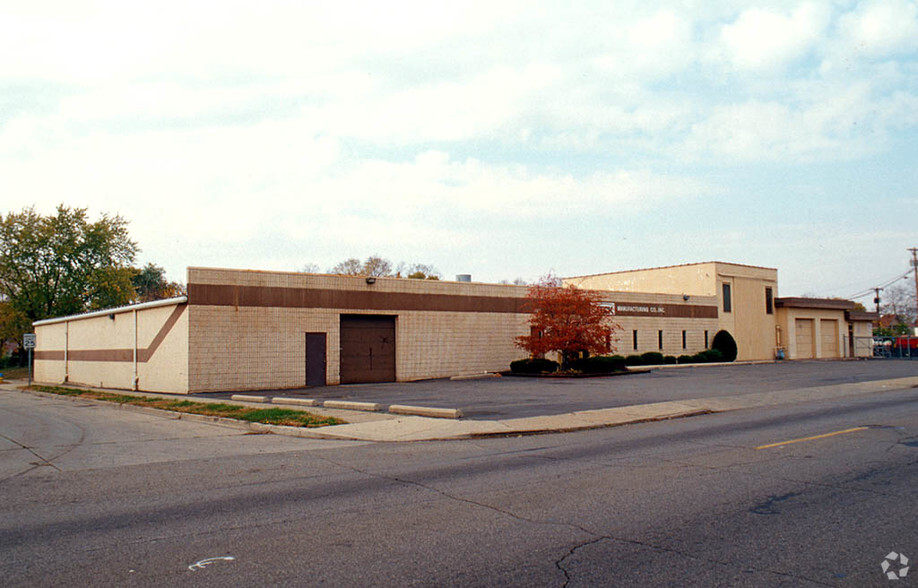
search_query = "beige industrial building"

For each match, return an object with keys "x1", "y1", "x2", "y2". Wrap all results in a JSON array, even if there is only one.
[
  {"x1": 567, "y1": 262, "x2": 877, "y2": 362},
  {"x1": 32, "y1": 262, "x2": 878, "y2": 394}
]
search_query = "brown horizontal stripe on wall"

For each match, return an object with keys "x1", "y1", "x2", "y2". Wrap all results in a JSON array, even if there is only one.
[
  {"x1": 612, "y1": 303, "x2": 719, "y2": 319},
  {"x1": 187, "y1": 284, "x2": 529, "y2": 314},
  {"x1": 186, "y1": 284, "x2": 721, "y2": 318},
  {"x1": 69, "y1": 349, "x2": 134, "y2": 362},
  {"x1": 35, "y1": 305, "x2": 186, "y2": 364}
]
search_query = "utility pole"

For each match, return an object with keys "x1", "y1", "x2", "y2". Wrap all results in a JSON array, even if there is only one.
[
  {"x1": 874, "y1": 287, "x2": 883, "y2": 314},
  {"x1": 910, "y1": 247, "x2": 918, "y2": 323}
]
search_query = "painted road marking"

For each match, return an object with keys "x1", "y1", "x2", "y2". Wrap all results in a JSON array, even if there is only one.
[
  {"x1": 188, "y1": 556, "x2": 235, "y2": 571},
  {"x1": 756, "y1": 427, "x2": 869, "y2": 450}
]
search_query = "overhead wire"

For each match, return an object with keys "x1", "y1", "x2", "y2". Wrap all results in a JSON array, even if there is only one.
[{"x1": 847, "y1": 269, "x2": 912, "y2": 300}]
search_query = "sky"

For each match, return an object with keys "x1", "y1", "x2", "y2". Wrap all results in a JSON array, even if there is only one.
[{"x1": 2, "y1": 0, "x2": 917, "y2": 301}]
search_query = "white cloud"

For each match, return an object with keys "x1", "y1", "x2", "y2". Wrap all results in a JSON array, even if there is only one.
[
  {"x1": 595, "y1": 10, "x2": 696, "y2": 79},
  {"x1": 677, "y1": 77, "x2": 916, "y2": 162},
  {"x1": 717, "y1": 2, "x2": 831, "y2": 71},
  {"x1": 838, "y1": 0, "x2": 918, "y2": 58},
  {"x1": 1, "y1": 0, "x2": 916, "y2": 288},
  {"x1": 303, "y1": 63, "x2": 563, "y2": 144}
]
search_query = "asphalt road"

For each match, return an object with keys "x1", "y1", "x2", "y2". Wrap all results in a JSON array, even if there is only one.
[
  {"x1": 201, "y1": 359, "x2": 918, "y2": 419},
  {"x1": 2, "y1": 378, "x2": 918, "y2": 586}
]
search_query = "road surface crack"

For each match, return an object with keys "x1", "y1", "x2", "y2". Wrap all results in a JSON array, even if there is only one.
[
  {"x1": 0, "y1": 433, "x2": 63, "y2": 480},
  {"x1": 312, "y1": 455, "x2": 838, "y2": 587}
]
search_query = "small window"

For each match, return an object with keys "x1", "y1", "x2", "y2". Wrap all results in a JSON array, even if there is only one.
[
  {"x1": 704, "y1": 330, "x2": 709, "y2": 348},
  {"x1": 765, "y1": 287, "x2": 774, "y2": 314},
  {"x1": 658, "y1": 330, "x2": 664, "y2": 350},
  {"x1": 632, "y1": 330, "x2": 638, "y2": 351},
  {"x1": 682, "y1": 330, "x2": 687, "y2": 349},
  {"x1": 723, "y1": 283, "x2": 732, "y2": 313}
]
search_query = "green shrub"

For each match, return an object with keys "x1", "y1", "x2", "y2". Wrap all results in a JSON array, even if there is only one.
[
  {"x1": 663, "y1": 355, "x2": 677, "y2": 364},
  {"x1": 624, "y1": 355, "x2": 644, "y2": 366},
  {"x1": 697, "y1": 349, "x2": 725, "y2": 363},
  {"x1": 677, "y1": 354, "x2": 695, "y2": 364},
  {"x1": 711, "y1": 331, "x2": 737, "y2": 362},
  {"x1": 510, "y1": 358, "x2": 559, "y2": 374},
  {"x1": 640, "y1": 352, "x2": 665, "y2": 365},
  {"x1": 571, "y1": 355, "x2": 627, "y2": 373}
]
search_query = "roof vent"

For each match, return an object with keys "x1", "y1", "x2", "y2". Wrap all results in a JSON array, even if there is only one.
[{"x1": 456, "y1": 274, "x2": 471, "y2": 282}]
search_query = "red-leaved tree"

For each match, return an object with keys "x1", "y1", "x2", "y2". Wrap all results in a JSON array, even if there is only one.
[{"x1": 515, "y1": 274, "x2": 619, "y2": 369}]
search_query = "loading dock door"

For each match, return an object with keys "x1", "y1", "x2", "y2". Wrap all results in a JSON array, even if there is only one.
[
  {"x1": 795, "y1": 318, "x2": 815, "y2": 359},
  {"x1": 820, "y1": 319, "x2": 839, "y2": 358},
  {"x1": 340, "y1": 315, "x2": 396, "y2": 384}
]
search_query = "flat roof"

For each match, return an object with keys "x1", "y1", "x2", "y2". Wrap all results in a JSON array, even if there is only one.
[
  {"x1": 565, "y1": 261, "x2": 778, "y2": 280},
  {"x1": 33, "y1": 296, "x2": 187, "y2": 326},
  {"x1": 775, "y1": 297, "x2": 855, "y2": 311}
]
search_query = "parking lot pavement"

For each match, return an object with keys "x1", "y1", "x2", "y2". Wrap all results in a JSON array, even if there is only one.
[{"x1": 197, "y1": 360, "x2": 918, "y2": 421}]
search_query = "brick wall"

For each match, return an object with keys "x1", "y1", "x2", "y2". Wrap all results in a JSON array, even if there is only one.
[{"x1": 185, "y1": 268, "x2": 722, "y2": 392}]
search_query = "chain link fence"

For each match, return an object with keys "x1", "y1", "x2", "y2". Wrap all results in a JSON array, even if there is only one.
[{"x1": 862, "y1": 336, "x2": 918, "y2": 359}]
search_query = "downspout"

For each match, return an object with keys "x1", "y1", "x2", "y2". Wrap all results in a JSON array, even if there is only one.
[
  {"x1": 133, "y1": 309, "x2": 139, "y2": 391},
  {"x1": 63, "y1": 320, "x2": 69, "y2": 383}
]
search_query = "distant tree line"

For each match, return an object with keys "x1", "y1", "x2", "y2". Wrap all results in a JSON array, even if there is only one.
[
  {"x1": 305, "y1": 256, "x2": 442, "y2": 280},
  {"x1": 306, "y1": 256, "x2": 528, "y2": 285},
  {"x1": 875, "y1": 283, "x2": 918, "y2": 336}
]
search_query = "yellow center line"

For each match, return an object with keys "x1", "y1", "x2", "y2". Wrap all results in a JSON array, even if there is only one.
[{"x1": 755, "y1": 427, "x2": 869, "y2": 450}]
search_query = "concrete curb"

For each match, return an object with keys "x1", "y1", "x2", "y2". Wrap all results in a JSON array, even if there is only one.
[
  {"x1": 13, "y1": 387, "x2": 265, "y2": 431},
  {"x1": 449, "y1": 373, "x2": 501, "y2": 381},
  {"x1": 230, "y1": 394, "x2": 269, "y2": 403},
  {"x1": 272, "y1": 397, "x2": 319, "y2": 407},
  {"x1": 651, "y1": 360, "x2": 777, "y2": 370},
  {"x1": 388, "y1": 404, "x2": 464, "y2": 419},
  {"x1": 296, "y1": 374, "x2": 918, "y2": 442},
  {"x1": 322, "y1": 400, "x2": 383, "y2": 412},
  {"x1": 9, "y1": 373, "x2": 918, "y2": 443}
]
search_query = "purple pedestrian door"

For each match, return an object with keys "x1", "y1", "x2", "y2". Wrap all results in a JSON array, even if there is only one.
[{"x1": 305, "y1": 332, "x2": 327, "y2": 387}]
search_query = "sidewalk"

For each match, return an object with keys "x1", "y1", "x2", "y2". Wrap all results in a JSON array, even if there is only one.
[
  {"x1": 7, "y1": 374, "x2": 918, "y2": 443},
  {"x1": 295, "y1": 375, "x2": 918, "y2": 441}
]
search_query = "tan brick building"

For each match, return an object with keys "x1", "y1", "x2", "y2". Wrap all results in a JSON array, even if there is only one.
[
  {"x1": 32, "y1": 262, "x2": 877, "y2": 394},
  {"x1": 565, "y1": 262, "x2": 877, "y2": 362}
]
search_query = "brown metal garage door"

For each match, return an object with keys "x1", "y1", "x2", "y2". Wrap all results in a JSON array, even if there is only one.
[
  {"x1": 795, "y1": 318, "x2": 815, "y2": 359},
  {"x1": 820, "y1": 319, "x2": 839, "y2": 358},
  {"x1": 339, "y1": 315, "x2": 396, "y2": 384}
]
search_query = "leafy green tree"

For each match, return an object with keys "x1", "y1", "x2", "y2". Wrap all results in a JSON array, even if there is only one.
[
  {"x1": 0, "y1": 205, "x2": 138, "y2": 326},
  {"x1": 0, "y1": 299, "x2": 30, "y2": 364},
  {"x1": 132, "y1": 263, "x2": 186, "y2": 302}
]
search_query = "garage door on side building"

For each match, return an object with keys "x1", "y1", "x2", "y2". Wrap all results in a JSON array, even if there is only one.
[
  {"x1": 339, "y1": 315, "x2": 397, "y2": 384},
  {"x1": 820, "y1": 319, "x2": 839, "y2": 358},
  {"x1": 795, "y1": 318, "x2": 815, "y2": 359}
]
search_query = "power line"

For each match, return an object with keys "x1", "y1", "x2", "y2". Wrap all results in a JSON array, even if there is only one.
[{"x1": 847, "y1": 269, "x2": 911, "y2": 300}]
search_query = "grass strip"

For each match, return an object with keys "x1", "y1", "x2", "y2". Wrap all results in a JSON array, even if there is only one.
[{"x1": 29, "y1": 385, "x2": 343, "y2": 428}]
